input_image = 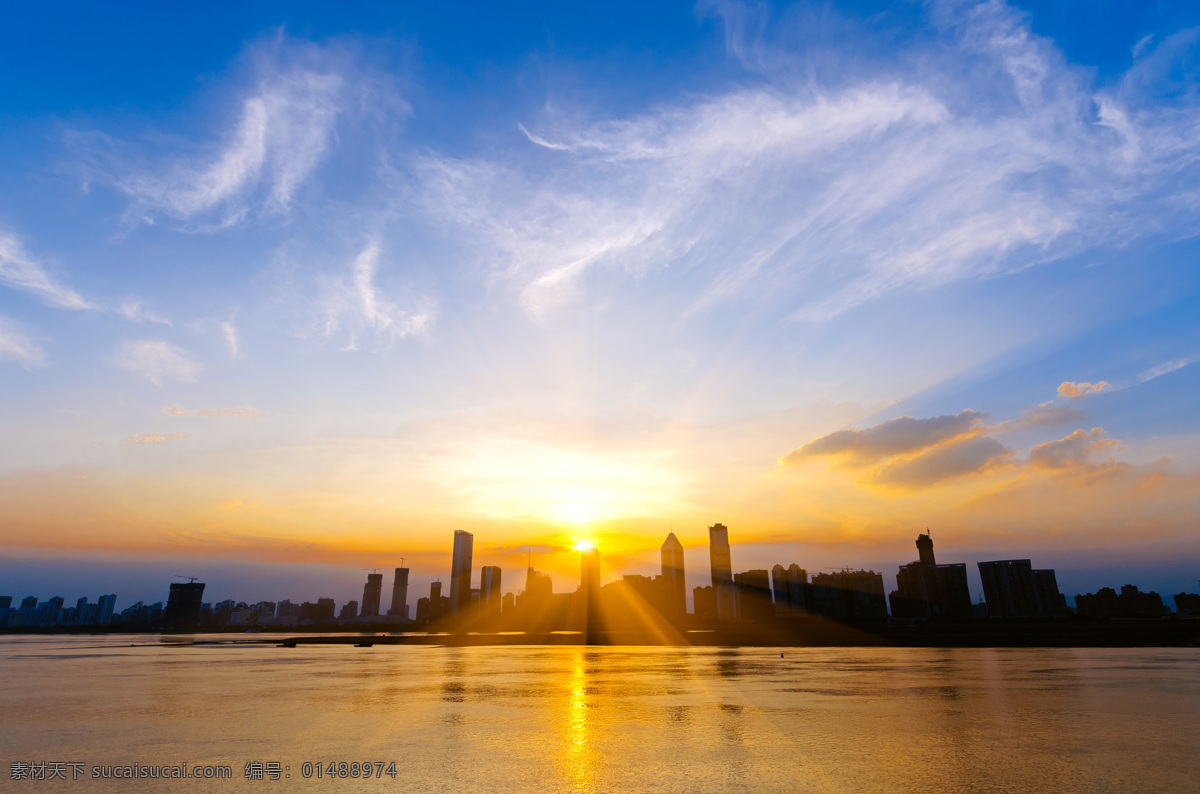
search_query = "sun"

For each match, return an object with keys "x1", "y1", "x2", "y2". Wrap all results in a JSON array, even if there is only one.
[{"x1": 573, "y1": 541, "x2": 594, "y2": 552}]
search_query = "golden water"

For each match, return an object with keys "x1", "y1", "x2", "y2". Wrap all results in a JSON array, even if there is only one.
[{"x1": 2, "y1": 636, "x2": 1197, "y2": 791}]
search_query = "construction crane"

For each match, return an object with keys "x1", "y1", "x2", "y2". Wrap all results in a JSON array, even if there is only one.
[{"x1": 173, "y1": 575, "x2": 200, "y2": 583}]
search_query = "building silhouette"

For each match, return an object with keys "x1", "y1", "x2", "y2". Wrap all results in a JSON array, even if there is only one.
[
  {"x1": 890, "y1": 533, "x2": 973, "y2": 621},
  {"x1": 811, "y1": 569, "x2": 887, "y2": 622},
  {"x1": 660, "y1": 533, "x2": 686, "y2": 617},
  {"x1": 449, "y1": 530, "x2": 474, "y2": 615},
  {"x1": 978, "y1": 559, "x2": 1062, "y2": 618},
  {"x1": 1076, "y1": 584, "x2": 1165, "y2": 618},
  {"x1": 709, "y1": 524, "x2": 737, "y2": 618},
  {"x1": 734, "y1": 569, "x2": 773, "y2": 621},
  {"x1": 389, "y1": 567, "x2": 409, "y2": 619},
  {"x1": 361, "y1": 572, "x2": 383, "y2": 617},
  {"x1": 481, "y1": 566, "x2": 502, "y2": 616},
  {"x1": 163, "y1": 581, "x2": 205, "y2": 630}
]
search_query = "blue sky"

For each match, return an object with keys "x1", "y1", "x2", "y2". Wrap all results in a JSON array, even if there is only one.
[{"x1": 2, "y1": 0, "x2": 1200, "y2": 609}]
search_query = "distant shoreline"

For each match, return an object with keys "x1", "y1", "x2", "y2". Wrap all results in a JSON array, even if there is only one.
[{"x1": 5, "y1": 618, "x2": 1199, "y2": 648}]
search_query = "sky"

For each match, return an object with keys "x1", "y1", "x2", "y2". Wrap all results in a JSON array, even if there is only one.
[{"x1": 2, "y1": 0, "x2": 1200, "y2": 610}]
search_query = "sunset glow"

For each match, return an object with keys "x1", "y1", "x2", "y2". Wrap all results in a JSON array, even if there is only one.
[{"x1": 1, "y1": 1, "x2": 1200, "y2": 609}]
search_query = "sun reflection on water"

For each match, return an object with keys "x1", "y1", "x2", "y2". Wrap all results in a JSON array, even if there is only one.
[{"x1": 558, "y1": 649, "x2": 596, "y2": 790}]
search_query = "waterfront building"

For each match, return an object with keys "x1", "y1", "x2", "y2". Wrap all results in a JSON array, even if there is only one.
[
  {"x1": 734, "y1": 570, "x2": 773, "y2": 621},
  {"x1": 481, "y1": 566, "x2": 502, "y2": 615},
  {"x1": 163, "y1": 582, "x2": 205, "y2": 629},
  {"x1": 339, "y1": 601, "x2": 358, "y2": 620},
  {"x1": 709, "y1": 524, "x2": 733, "y2": 590},
  {"x1": 978, "y1": 560, "x2": 1042, "y2": 618},
  {"x1": 361, "y1": 572, "x2": 383, "y2": 617},
  {"x1": 661, "y1": 533, "x2": 686, "y2": 617},
  {"x1": 693, "y1": 585, "x2": 716, "y2": 619},
  {"x1": 812, "y1": 569, "x2": 888, "y2": 622},
  {"x1": 96, "y1": 594, "x2": 116, "y2": 625},
  {"x1": 449, "y1": 530, "x2": 474, "y2": 614},
  {"x1": 389, "y1": 567, "x2": 410, "y2": 618}
]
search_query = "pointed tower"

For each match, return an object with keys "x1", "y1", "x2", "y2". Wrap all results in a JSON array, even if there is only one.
[{"x1": 661, "y1": 532, "x2": 686, "y2": 616}]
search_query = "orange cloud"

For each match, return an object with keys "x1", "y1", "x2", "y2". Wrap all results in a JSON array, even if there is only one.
[
  {"x1": 1030, "y1": 428, "x2": 1118, "y2": 470},
  {"x1": 165, "y1": 405, "x2": 270, "y2": 420},
  {"x1": 780, "y1": 410, "x2": 984, "y2": 467},
  {"x1": 1057, "y1": 380, "x2": 1111, "y2": 398},
  {"x1": 869, "y1": 435, "x2": 1013, "y2": 489},
  {"x1": 120, "y1": 432, "x2": 190, "y2": 445}
]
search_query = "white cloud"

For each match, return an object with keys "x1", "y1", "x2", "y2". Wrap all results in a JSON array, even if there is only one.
[
  {"x1": 414, "y1": 1, "x2": 1200, "y2": 323},
  {"x1": 98, "y1": 52, "x2": 348, "y2": 231},
  {"x1": 0, "y1": 230, "x2": 96, "y2": 310},
  {"x1": 0, "y1": 317, "x2": 45, "y2": 366},
  {"x1": 319, "y1": 240, "x2": 437, "y2": 348},
  {"x1": 220, "y1": 319, "x2": 239, "y2": 358},
  {"x1": 115, "y1": 340, "x2": 202, "y2": 386},
  {"x1": 117, "y1": 299, "x2": 172, "y2": 326}
]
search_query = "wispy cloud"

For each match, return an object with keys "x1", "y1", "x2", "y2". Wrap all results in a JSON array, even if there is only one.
[
  {"x1": 117, "y1": 299, "x2": 171, "y2": 326},
  {"x1": 115, "y1": 340, "x2": 202, "y2": 386},
  {"x1": 82, "y1": 41, "x2": 363, "y2": 232},
  {"x1": 165, "y1": 405, "x2": 270, "y2": 420},
  {"x1": 120, "y1": 432, "x2": 191, "y2": 446},
  {"x1": 319, "y1": 240, "x2": 437, "y2": 349},
  {"x1": 415, "y1": 0, "x2": 1200, "y2": 323},
  {"x1": 0, "y1": 317, "x2": 45, "y2": 366},
  {"x1": 219, "y1": 319, "x2": 239, "y2": 358},
  {"x1": 0, "y1": 230, "x2": 96, "y2": 310}
]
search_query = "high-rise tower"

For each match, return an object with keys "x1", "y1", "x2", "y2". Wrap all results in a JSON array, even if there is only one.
[
  {"x1": 389, "y1": 567, "x2": 409, "y2": 618},
  {"x1": 709, "y1": 523, "x2": 733, "y2": 589},
  {"x1": 449, "y1": 530, "x2": 474, "y2": 614},
  {"x1": 361, "y1": 573, "x2": 383, "y2": 617},
  {"x1": 916, "y1": 531, "x2": 936, "y2": 567},
  {"x1": 661, "y1": 533, "x2": 686, "y2": 616},
  {"x1": 481, "y1": 566, "x2": 502, "y2": 615}
]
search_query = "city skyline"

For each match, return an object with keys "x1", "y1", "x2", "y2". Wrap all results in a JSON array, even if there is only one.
[{"x1": 3, "y1": 1, "x2": 1200, "y2": 606}]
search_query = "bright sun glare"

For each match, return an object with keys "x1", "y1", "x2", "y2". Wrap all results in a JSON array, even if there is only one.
[{"x1": 573, "y1": 541, "x2": 594, "y2": 551}]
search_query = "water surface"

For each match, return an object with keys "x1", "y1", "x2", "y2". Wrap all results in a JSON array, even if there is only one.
[{"x1": 2, "y1": 636, "x2": 1197, "y2": 791}]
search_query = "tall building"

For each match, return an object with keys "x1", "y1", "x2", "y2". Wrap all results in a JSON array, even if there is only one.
[
  {"x1": 162, "y1": 581, "x2": 205, "y2": 630},
  {"x1": 580, "y1": 548, "x2": 601, "y2": 597},
  {"x1": 812, "y1": 570, "x2": 888, "y2": 622},
  {"x1": 449, "y1": 530, "x2": 474, "y2": 614},
  {"x1": 481, "y1": 566, "x2": 502, "y2": 615},
  {"x1": 96, "y1": 594, "x2": 116, "y2": 625},
  {"x1": 660, "y1": 533, "x2": 686, "y2": 616},
  {"x1": 734, "y1": 570, "x2": 773, "y2": 621},
  {"x1": 771, "y1": 565, "x2": 790, "y2": 613},
  {"x1": 786, "y1": 564, "x2": 809, "y2": 612},
  {"x1": 891, "y1": 534, "x2": 972, "y2": 621},
  {"x1": 978, "y1": 560, "x2": 1041, "y2": 618},
  {"x1": 362, "y1": 572, "x2": 383, "y2": 617},
  {"x1": 916, "y1": 531, "x2": 936, "y2": 566},
  {"x1": 389, "y1": 567, "x2": 410, "y2": 618},
  {"x1": 709, "y1": 523, "x2": 733, "y2": 590},
  {"x1": 1033, "y1": 569, "x2": 1066, "y2": 617}
]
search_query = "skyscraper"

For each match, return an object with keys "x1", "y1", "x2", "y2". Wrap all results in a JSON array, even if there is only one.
[
  {"x1": 771, "y1": 564, "x2": 790, "y2": 613},
  {"x1": 361, "y1": 572, "x2": 383, "y2": 617},
  {"x1": 481, "y1": 566, "x2": 502, "y2": 615},
  {"x1": 97, "y1": 594, "x2": 116, "y2": 625},
  {"x1": 660, "y1": 533, "x2": 686, "y2": 616},
  {"x1": 449, "y1": 530, "x2": 474, "y2": 614},
  {"x1": 581, "y1": 548, "x2": 601, "y2": 597},
  {"x1": 978, "y1": 559, "x2": 1041, "y2": 618},
  {"x1": 162, "y1": 581, "x2": 205, "y2": 630},
  {"x1": 389, "y1": 567, "x2": 409, "y2": 618},
  {"x1": 916, "y1": 531, "x2": 936, "y2": 566},
  {"x1": 709, "y1": 523, "x2": 733, "y2": 589}
]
